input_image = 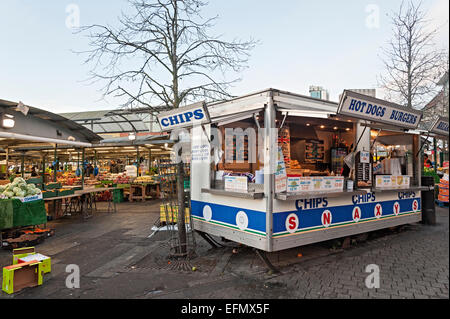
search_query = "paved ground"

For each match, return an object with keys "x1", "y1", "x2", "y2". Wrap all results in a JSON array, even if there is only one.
[{"x1": 0, "y1": 200, "x2": 448, "y2": 299}]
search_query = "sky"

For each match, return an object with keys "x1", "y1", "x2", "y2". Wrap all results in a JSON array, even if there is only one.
[{"x1": 0, "y1": 0, "x2": 448, "y2": 113}]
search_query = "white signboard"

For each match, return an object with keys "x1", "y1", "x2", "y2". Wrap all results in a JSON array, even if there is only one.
[
  {"x1": 360, "y1": 151, "x2": 370, "y2": 163},
  {"x1": 157, "y1": 101, "x2": 210, "y2": 131},
  {"x1": 275, "y1": 147, "x2": 287, "y2": 193},
  {"x1": 337, "y1": 90, "x2": 422, "y2": 129},
  {"x1": 429, "y1": 116, "x2": 449, "y2": 136},
  {"x1": 224, "y1": 176, "x2": 248, "y2": 192}
]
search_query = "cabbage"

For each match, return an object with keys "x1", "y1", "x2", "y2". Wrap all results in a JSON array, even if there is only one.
[
  {"x1": 13, "y1": 187, "x2": 21, "y2": 194},
  {"x1": 13, "y1": 177, "x2": 26, "y2": 184},
  {"x1": 4, "y1": 191, "x2": 14, "y2": 198}
]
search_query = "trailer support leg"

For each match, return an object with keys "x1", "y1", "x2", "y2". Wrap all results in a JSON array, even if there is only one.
[
  {"x1": 254, "y1": 248, "x2": 280, "y2": 274},
  {"x1": 195, "y1": 231, "x2": 221, "y2": 249}
]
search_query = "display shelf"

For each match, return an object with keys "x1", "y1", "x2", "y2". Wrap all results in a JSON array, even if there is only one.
[
  {"x1": 201, "y1": 188, "x2": 264, "y2": 199},
  {"x1": 371, "y1": 186, "x2": 432, "y2": 192},
  {"x1": 275, "y1": 189, "x2": 367, "y2": 201}
]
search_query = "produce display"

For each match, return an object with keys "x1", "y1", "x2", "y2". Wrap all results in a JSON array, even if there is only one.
[
  {"x1": 0, "y1": 177, "x2": 42, "y2": 199},
  {"x1": 84, "y1": 179, "x2": 100, "y2": 187},
  {"x1": 114, "y1": 174, "x2": 133, "y2": 184},
  {"x1": 97, "y1": 173, "x2": 114, "y2": 181},
  {"x1": 57, "y1": 177, "x2": 80, "y2": 186},
  {"x1": 133, "y1": 175, "x2": 158, "y2": 184}
]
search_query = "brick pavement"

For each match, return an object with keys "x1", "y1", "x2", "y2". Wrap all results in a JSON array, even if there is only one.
[{"x1": 0, "y1": 201, "x2": 447, "y2": 299}]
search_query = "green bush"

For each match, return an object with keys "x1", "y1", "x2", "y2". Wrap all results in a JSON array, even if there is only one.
[{"x1": 422, "y1": 168, "x2": 440, "y2": 184}]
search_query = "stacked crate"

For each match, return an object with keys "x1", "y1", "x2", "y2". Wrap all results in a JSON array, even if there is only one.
[{"x1": 438, "y1": 177, "x2": 449, "y2": 204}]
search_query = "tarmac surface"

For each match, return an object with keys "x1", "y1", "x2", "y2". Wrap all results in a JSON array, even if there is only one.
[{"x1": 0, "y1": 200, "x2": 448, "y2": 299}]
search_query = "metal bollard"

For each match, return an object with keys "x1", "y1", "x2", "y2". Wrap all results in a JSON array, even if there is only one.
[{"x1": 421, "y1": 176, "x2": 436, "y2": 225}]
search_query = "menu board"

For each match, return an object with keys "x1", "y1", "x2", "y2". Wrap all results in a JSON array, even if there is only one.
[
  {"x1": 286, "y1": 176, "x2": 344, "y2": 193},
  {"x1": 224, "y1": 176, "x2": 248, "y2": 192},
  {"x1": 275, "y1": 147, "x2": 287, "y2": 193},
  {"x1": 278, "y1": 127, "x2": 291, "y2": 169},
  {"x1": 375, "y1": 175, "x2": 410, "y2": 188}
]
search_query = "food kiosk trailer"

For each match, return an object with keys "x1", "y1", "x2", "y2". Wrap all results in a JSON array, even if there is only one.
[{"x1": 162, "y1": 89, "x2": 429, "y2": 254}]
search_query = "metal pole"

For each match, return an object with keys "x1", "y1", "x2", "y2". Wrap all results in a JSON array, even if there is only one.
[
  {"x1": 81, "y1": 148, "x2": 85, "y2": 189},
  {"x1": 265, "y1": 90, "x2": 275, "y2": 252},
  {"x1": 53, "y1": 144, "x2": 58, "y2": 182},
  {"x1": 177, "y1": 154, "x2": 187, "y2": 255},
  {"x1": 21, "y1": 153, "x2": 25, "y2": 178},
  {"x1": 136, "y1": 146, "x2": 140, "y2": 176},
  {"x1": 42, "y1": 153, "x2": 46, "y2": 183},
  {"x1": 433, "y1": 137, "x2": 437, "y2": 173},
  {"x1": 5, "y1": 148, "x2": 9, "y2": 179},
  {"x1": 148, "y1": 150, "x2": 151, "y2": 172}
]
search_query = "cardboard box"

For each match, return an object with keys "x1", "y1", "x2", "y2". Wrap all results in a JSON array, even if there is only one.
[
  {"x1": 2, "y1": 260, "x2": 43, "y2": 294},
  {"x1": 18, "y1": 254, "x2": 51, "y2": 274},
  {"x1": 13, "y1": 247, "x2": 51, "y2": 274},
  {"x1": 12, "y1": 247, "x2": 35, "y2": 265}
]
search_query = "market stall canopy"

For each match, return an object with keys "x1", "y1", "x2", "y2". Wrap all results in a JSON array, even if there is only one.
[
  {"x1": 337, "y1": 90, "x2": 423, "y2": 130},
  {"x1": 60, "y1": 108, "x2": 159, "y2": 134},
  {"x1": 0, "y1": 98, "x2": 102, "y2": 149}
]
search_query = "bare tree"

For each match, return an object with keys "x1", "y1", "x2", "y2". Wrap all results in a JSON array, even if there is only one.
[
  {"x1": 379, "y1": 1, "x2": 446, "y2": 109},
  {"x1": 79, "y1": 0, "x2": 257, "y2": 258},
  {"x1": 79, "y1": 0, "x2": 258, "y2": 112}
]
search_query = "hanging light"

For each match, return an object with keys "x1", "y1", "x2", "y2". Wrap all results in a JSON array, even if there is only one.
[{"x1": 1, "y1": 113, "x2": 15, "y2": 129}]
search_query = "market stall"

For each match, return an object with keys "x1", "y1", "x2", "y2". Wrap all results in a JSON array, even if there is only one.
[
  {"x1": 0, "y1": 98, "x2": 102, "y2": 245},
  {"x1": 159, "y1": 89, "x2": 429, "y2": 254},
  {"x1": 425, "y1": 116, "x2": 449, "y2": 205}
]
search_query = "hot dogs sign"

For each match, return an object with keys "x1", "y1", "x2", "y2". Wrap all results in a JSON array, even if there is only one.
[{"x1": 337, "y1": 90, "x2": 422, "y2": 129}]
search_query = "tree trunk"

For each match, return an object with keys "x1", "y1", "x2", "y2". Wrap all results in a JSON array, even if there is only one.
[{"x1": 176, "y1": 160, "x2": 187, "y2": 255}]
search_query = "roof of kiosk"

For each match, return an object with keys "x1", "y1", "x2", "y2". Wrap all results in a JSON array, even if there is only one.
[{"x1": 206, "y1": 88, "x2": 340, "y2": 123}]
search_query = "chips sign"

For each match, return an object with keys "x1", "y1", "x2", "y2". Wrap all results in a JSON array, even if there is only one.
[
  {"x1": 337, "y1": 90, "x2": 422, "y2": 129},
  {"x1": 157, "y1": 101, "x2": 210, "y2": 131},
  {"x1": 429, "y1": 116, "x2": 449, "y2": 137}
]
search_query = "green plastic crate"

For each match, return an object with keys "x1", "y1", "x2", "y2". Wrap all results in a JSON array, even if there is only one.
[
  {"x1": 113, "y1": 189, "x2": 124, "y2": 203},
  {"x1": 26, "y1": 177, "x2": 43, "y2": 185},
  {"x1": 42, "y1": 190, "x2": 57, "y2": 198},
  {"x1": 56, "y1": 189, "x2": 74, "y2": 197},
  {"x1": 45, "y1": 182, "x2": 61, "y2": 190}
]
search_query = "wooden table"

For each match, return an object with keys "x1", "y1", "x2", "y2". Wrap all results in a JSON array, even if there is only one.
[
  {"x1": 44, "y1": 187, "x2": 118, "y2": 221},
  {"x1": 129, "y1": 183, "x2": 160, "y2": 202}
]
